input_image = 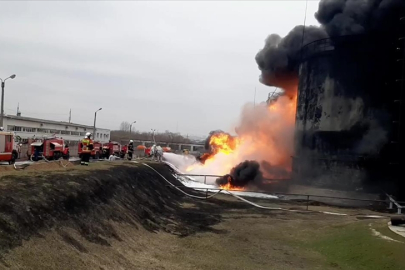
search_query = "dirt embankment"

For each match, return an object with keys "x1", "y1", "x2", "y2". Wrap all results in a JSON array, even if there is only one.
[
  {"x1": 1, "y1": 161, "x2": 405, "y2": 270},
  {"x1": 0, "y1": 162, "x2": 220, "y2": 266}
]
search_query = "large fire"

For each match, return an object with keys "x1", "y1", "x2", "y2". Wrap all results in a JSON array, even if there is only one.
[
  {"x1": 209, "y1": 133, "x2": 240, "y2": 155},
  {"x1": 184, "y1": 87, "x2": 298, "y2": 191}
]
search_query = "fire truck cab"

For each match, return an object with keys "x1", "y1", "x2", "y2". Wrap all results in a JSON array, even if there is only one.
[
  {"x1": 78, "y1": 141, "x2": 102, "y2": 159},
  {"x1": 0, "y1": 131, "x2": 19, "y2": 164},
  {"x1": 101, "y1": 141, "x2": 121, "y2": 159},
  {"x1": 29, "y1": 137, "x2": 69, "y2": 161}
]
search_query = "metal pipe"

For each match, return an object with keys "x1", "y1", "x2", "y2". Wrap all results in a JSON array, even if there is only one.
[
  {"x1": 168, "y1": 185, "x2": 390, "y2": 203},
  {"x1": 177, "y1": 173, "x2": 289, "y2": 182}
]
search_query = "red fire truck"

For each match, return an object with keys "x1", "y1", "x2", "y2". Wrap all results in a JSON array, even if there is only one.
[
  {"x1": 120, "y1": 145, "x2": 128, "y2": 158},
  {"x1": 29, "y1": 137, "x2": 69, "y2": 161},
  {"x1": 101, "y1": 141, "x2": 121, "y2": 158},
  {"x1": 0, "y1": 131, "x2": 19, "y2": 164},
  {"x1": 144, "y1": 147, "x2": 151, "y2": 157},
  {"x1": 78, "y1": 141, "x2": 103, "y2": 159}
]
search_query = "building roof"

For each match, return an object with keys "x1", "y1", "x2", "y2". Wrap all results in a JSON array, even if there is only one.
[{"x1": 5, "y1": 114, "x2": 109, "y2": 131}]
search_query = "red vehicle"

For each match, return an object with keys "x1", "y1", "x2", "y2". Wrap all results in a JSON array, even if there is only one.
[
  {"x1": 120, "y1": 145, "x2": 128, "y2": 158},
  {"x1": 0, "y1": 131, "x2": 19, "y2": 164},
  {"x1": 78, "y1": 140, "x2": 102, "y2": 159},
  {"x1": 29, "y1": 137, "x2": 69, "y2": 161},
  {"x1": 145, "y1": 147, "x2": 151, "y2": 157},
  {"x1": 101, "y1": 141, "x2": 121, "y2": 158}
]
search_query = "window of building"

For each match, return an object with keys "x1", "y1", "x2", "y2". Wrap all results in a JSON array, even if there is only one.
[
  {"x1": 22, "y1": 127, "x2": 36, "y2": 132},
  {"x1": 37, "y1": 128, "x2": 50, "y2": 133},
  {"x1": 9, "y1": 126, "x2": 23, "y2": 131},
  {"x1": 71, "y1": 131, "x2": 80, "y2": 136},
  {"x1": 61, "y1": 130, "x2": 70, "y2": 135}
]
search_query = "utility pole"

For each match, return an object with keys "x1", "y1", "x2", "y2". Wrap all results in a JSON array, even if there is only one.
[
  {"x1": 151, "y1": 129, "x2": 156, "y2": 144},
  {"x1": 129, "y1": 121, "x2": 136, "y2": 140},
  {"x1": 93, "y1": 108, "x2": 102, "y2": 138},
  {"x1": 0, "y1": 74, "x2": 16, "y2": 128},
  {"x1": 17, "y1": 103, "x2": 21, "y2": 116},
  {"x1": 69, "y1": 109, "x2": 71, "y2": 123}
]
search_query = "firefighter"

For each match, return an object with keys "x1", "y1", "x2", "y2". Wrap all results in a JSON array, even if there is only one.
[
  {"x1": 128, "y1": 139, "x2": 134, "y2": 160},
  {"x1": 80, "y1": 132, "x2": 94, "y2": 166}
]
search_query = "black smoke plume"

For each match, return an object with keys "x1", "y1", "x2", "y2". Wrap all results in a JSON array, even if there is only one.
[
  {"x1": 316, "y1": 0, "x2": 405, "y2": 37},
  {"x1": 255, "y1": 0, "x2": 405, "y2": 88},
  {"x1": 216, "y1": 160, "x2": 263, "y2": 188}
]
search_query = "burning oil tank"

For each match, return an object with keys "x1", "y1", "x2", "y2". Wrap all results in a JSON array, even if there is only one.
[{"x1": 293, "y1": 25, "x2": 405, "y2": 198}]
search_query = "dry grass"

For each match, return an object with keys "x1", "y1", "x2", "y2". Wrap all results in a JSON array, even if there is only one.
[
  {"x1": 3, "y1": 197, "x2": 405, "y2": 270},
  {"x1": 1, "y1": 162, "x2": 404, "y2": 270}
]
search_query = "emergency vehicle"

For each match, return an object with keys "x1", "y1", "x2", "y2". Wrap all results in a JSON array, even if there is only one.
[
  {"x1": 0, "y1": 131, "x2": 19, "y2": 164},
  {"x1": 144, "y1": 147, "x2": 151, "y2": 157},
  {"x1": 78, "y1": 141, "x2": 102, "y2": 159},
  {"x1": 101, "y1": 141, "x2": 121, "y2": 158},
  {"x1": 120, "y1": 145, "x2": 128, "y2": 158},
  {"x1": 28, "y1": 137, "x2": 70, "y2": 161}
]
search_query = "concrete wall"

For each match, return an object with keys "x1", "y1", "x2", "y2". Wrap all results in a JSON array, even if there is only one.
[{"x1": 294, "y1": 35, "x2": 400, "y2": 192}]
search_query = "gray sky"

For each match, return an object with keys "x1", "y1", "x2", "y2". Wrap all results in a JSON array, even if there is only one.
[{"x1": 0, "y1": 1, "x2": 320, "y2": 136}]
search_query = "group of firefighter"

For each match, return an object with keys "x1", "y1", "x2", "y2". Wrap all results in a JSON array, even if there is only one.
[{"x1": 79, "y1": 132, "x2": 134, "y2": 166}]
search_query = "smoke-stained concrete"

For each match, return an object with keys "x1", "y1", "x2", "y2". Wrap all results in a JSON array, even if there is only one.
[{"x1": 255, "y1": 0, "x2": 404, "y2": 197}]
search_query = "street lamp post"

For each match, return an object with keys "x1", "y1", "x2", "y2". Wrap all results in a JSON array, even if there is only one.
[
  {"x1": 129, "y1": 121, "x2": 136, "y2": 140},
  {"x1": 93, "y1": 108, "x2": 102, "y2": 139},
  {"x1": 0, "y1": 74, "x2": 16, "y2": 128},
  {"x1": 151, "y1": 129, "x2": 156, "y2": 144}
]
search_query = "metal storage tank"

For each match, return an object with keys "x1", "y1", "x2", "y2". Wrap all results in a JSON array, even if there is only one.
[{"x1": 293, "y1": 30, "x2": 404, "y2": 197}]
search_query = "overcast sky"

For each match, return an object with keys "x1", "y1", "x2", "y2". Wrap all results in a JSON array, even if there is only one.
[{"x1": 0, "y1": 1, "x2": 320, "y2": 137}]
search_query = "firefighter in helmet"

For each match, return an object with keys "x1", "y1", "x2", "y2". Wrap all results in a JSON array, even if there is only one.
[
  {"x1": 128, "y1": 139, "x2": 134, "y2": 160},
  {"x1": 80, "y1": 132, "x2": 94, "y2": 166}
]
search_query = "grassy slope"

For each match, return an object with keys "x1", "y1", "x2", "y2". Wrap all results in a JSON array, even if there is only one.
[
  {"x1": 306, "y1": 220, "x2": 405, "y2": 270},
  {"x1": 1, "y1": 162, "x2": 405, "y2": 270}
]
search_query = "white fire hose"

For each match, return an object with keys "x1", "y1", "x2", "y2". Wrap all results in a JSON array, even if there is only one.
[
  {"x1": 13, "y1": 154, "x2": 70, "y2": 170},
  {"x1": 142, "y1": 163, "x2": 388, "y2": 218}
]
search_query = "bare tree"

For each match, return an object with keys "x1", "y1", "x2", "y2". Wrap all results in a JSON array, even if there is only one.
[{"x1": 119, "y1": 121, "x2": 130, "y2": 131}]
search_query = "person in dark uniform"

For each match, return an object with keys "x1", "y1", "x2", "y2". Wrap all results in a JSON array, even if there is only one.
[
  {"x1": 80, "y1": 132, "x2": 94, "y2": 166},
  {"x1": 128, "y1": 140, "x2": 134, "y2": 160}
]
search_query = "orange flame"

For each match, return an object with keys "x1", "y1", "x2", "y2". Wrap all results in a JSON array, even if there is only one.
[
  {"x1": 209, "y1": 133, "x2": 240, "y2": 155},
  {"x1": 186, "y1": 85, "x2": 298, "y2": 190},
  {"x1": 219, "y1": 176, "x2": 245, "y2": 191}
]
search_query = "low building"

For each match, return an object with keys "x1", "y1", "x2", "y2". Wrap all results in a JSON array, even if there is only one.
[{"x1": 3, "y1": 115, "x2": 110, "y2": 143}]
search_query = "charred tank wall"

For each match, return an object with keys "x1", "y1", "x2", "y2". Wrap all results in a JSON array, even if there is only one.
[{"x1": 293, "y1": 33, "x2": 403, "y2": 196}]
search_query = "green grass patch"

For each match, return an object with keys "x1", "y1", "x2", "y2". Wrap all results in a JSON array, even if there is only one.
[{"x1": 305, "y1": 221, "x2": 405, "y2": 270}]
